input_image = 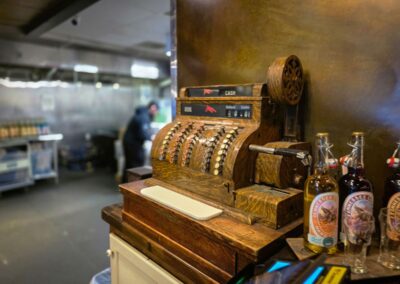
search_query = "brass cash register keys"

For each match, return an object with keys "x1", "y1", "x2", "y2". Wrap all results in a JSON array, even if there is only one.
[
  {"x1": 201, "y1": 127, "x2": 225, "y2": 173},
  {"x1": 159, "y1": 122, "x2": 181, "y2": 160},
  {"x1": 213, "y1": 127, "x2": 239, "y2": 176},
  {"x1": 117, "y1": 55, "x2": 307, "y2": 284},
  {"x1": 180, "y1": 124, "x2": 205, "y2": 167},
  {"x1": 165, "y1": 123, "x2": 193, "y2": 164}
]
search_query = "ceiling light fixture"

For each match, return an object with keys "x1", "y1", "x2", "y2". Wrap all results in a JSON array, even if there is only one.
[
  {"x1": 73, "y1": 64, "x2": 98, "y2": 74},
  {"x1": 112, "y1": 83, "x2": 120, "y2": 90},
  {"x1": 131, "y1": 61, "x2": 159, "y2": 79},
  {"x1": 0, "y1": 78, "x2": 69, "y2": 89},
  {"x1": 95, "y1": 82, "x2": 102, "y2": 89}
]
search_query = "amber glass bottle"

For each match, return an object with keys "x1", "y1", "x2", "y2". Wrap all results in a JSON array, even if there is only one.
[
  {"x1": 383, "y1": 142, "x2": 400, "y2": 241},
  {"x1": 304, "y1": 133, "x2": 339, "y2": 254}
]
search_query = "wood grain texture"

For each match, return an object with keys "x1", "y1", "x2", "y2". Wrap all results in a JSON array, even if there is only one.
[
  {"x1": 176, "y1": 0, "x2": 400, "y2": 215},
  {"x1": 255, "y1": 141, "x2": 311, "y2": 188},
  {"x1": 102, "y1": 204, "x2": 220, "y2": 283},
  {"x1": 121, "y1": 207, "x2": 232, "y2": 282},
  {"x1": 0, "y1": 0, "x2": 60, "y2": 26},
  {"x1": 119, "y1": 179, "x2": 303, "y2": 278},
  {"x1": 121, "y1": 180, "x2": 283, "y2": 255},
  {"x1": 150, "y1": 68, "x2": 286, "y2": 204},
  {"x1": 266, "y1": 55, "x2": 304, "y2": 105},
  {"x1": 235, "y1": 185, "x2": 303, "y2": 229},
  {"x1": 150, "y1": 107, "x2": 281, "y2": 205},
  {"x1": 152, "y1": 159, "x2": 235, "y2": 205},
  {"x1": 146, "y1": 177, "x2": 257, "y2": 225}
]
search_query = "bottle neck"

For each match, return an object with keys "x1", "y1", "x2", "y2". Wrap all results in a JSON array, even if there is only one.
[
  {"x1": 314, "y1": 139, "x2": 329, "y2": 175},
  {"x1": 349, "y1": 135, "x2": 365, "y2": 170},
  {"x1": 351, "y1": 145, "x2": 364, "y2": 169}
]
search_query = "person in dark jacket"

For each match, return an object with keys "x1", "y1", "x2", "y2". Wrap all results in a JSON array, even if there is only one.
[{"x1": 123, "y1": 101, "x2": 159, "y2": 174}]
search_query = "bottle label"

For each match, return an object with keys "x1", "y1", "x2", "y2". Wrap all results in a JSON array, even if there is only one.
[
  {"x1": 308, "y1": 192, "x2": 338, "y2": 247},
  {"x1": 387, "y1": 192, "x2": 400, "y2": 241},
  {"x1": 342, "y1": 191, "x2": 374, "y2": 244}
]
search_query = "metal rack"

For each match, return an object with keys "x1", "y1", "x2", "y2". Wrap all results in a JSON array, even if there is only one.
[
  {"x1": 0, "y1": 134, "x2": 63, "y2": 193},
  {"x1": 29, "y1": 134, "x2": 63, "y2": 184},
  {"x1": 0, "y1": 139, "x2": 33, "y2": 193}
]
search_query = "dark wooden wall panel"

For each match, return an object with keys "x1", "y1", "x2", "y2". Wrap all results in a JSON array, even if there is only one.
[{"x1": 176, "y1": 0, "x2": 400, "y2": 212}]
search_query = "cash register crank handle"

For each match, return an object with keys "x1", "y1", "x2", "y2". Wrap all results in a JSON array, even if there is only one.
[{"x1": 249, "y1": 144, "x2": 312, "y2": 176}]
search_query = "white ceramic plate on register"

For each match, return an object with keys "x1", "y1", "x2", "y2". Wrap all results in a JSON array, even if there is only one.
[{"x1": 140, "y1": 185, "x2": 223, "y2": 221}]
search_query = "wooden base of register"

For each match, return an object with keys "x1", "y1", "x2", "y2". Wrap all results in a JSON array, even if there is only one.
[{"x1": 102, "y1": 179, "x2": 303, "y2": 283}]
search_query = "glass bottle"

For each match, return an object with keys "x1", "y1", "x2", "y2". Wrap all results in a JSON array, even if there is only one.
[
  {"x1": 304, "y1": 133, "x2": 339, "y2": 254},
  {"x1": 29, "y1": 119, "x2": 35, "y2": 136},
  {"x1": 0, "y1": 123, "x2": 4, "y2": 139},
  {"x1": 383, "y1": 142, "x2": 400, "y2": 241},
  {"x1": 20, "y1": 120, "x2": 26, "y2": 136},
  {"x1": 8, "y1": 121, "x2": 14, "y2": 138},
  {"x1": 31, "y1": 118, "x2": 38, "y2": 136},
  {"x1": 339, "y1": 132, "x2": 374, "y2": 242},
  {"x1": 15, "y1": 120, "x2": 22, "y2": 138},
  {"x1": 36, "y1": 118, "x2": 43, "y2": 135}
]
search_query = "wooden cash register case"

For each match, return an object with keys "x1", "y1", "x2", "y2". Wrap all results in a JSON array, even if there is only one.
[{"x1": 103, "y1": 55, "x2": 307, "y2": 283}]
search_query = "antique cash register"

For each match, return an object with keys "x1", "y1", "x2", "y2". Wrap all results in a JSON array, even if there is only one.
[{"x1": 103, "y1": 55, "x2": 311, "y2": 283}]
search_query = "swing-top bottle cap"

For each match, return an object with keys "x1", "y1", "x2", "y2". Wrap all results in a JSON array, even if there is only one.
[
  {"x1": 352, "y1": 131, "x2": 364, "y2": 136},
  {"x1": 316, "y1": 132, "x2": 329, "y2": 137}
]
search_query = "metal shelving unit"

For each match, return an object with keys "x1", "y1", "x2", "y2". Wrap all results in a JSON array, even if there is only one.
[
  {"x1": 30, "y1": 134, "x2": 63, "y2": 184},
  {"x1": 0, "y1": 134, "x2": 63, "y2": 193},
  {"x1": 0, "y1": 139, "x2": 33, "y2": 193}
]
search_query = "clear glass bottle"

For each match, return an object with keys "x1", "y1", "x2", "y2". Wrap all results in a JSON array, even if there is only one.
[
  {"x1": 304, "y1": 133, "x2": 339, "y2": 254},
  {"x1": 339, "y1": 132, "x2": 374, "y2": 243}
]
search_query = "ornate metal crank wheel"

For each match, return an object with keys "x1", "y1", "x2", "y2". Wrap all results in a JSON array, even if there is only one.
[{"x1": 267, "y1": 55, "x2": 304, "y2": 105}]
